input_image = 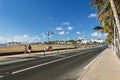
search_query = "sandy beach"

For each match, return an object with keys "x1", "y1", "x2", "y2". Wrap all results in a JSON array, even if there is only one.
[{"x1": 0, "y1": 44, "x2": 74, "y2": 54}]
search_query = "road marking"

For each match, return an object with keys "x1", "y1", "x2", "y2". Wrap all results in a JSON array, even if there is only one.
[
  {"x1": 55, "y1": 55, "x2": 66, "y2": 57},
  {"x1": 77, "y1": 48, "x2": 106, "y2": 80},
  {"x1": 0, "y1": 58, "x2": 35, "y2": 65},
  {"x1": 0, "y1": 50, "x2": 74, "y2": 65},
  {"x1": 12, "y1": 49, "x2": 96, "y2": 74},
  {"x1": 0, "y1": 48, "x2": 96, "y2": 66},
  {"x1": 84, "y1": 50, "x2": 104, "y2": 70},
  {"x1": 0, "y1": 75, "x2": 4, "y2": 78}
]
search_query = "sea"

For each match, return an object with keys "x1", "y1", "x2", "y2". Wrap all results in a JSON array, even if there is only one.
[{"x1": 0, "y1": 44, "x2": 8, "y2": 46}]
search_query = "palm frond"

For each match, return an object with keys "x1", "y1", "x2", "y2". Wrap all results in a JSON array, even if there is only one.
[{"x1": 93, "y1": 26, "x2": 104, "y2": 30}]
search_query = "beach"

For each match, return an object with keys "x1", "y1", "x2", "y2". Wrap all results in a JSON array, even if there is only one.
[{"x1": 0, "y1": 44, "x2": 74, "y2": 54}]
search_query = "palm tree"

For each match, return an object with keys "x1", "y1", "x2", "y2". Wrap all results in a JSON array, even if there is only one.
[
  {"x1": 109, "y1": 0, "x2": 120, "y2": 48},
  {"x1": 109, "y1": 0, "x2": 120, "y2": 33},
  {"x1": 93, "y1": 26, "x2": 104, "y2": 32},
  {"x1": 93, "y1": 25, "x2": 113, "y2": 44},
  {"x1": 91, "y1": 0, "x2": 120, "y2": 54}
]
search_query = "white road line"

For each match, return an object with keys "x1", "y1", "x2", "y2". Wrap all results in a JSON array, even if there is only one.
[
  {"x1": 77, "y1": 48, "x2": 105, "y2": 80},
  {"x1": 0, "y1": 58, "x2": 35, "y2": 65},
  {"x1": 0, "y1": 52, "x2": 62, "y2": 65},
  {"x1": 0, "y1": 75, "x2": 4, "y2": 78},
  {"x1": 12, "y1": 49, "x2": 95, "y2": 74},
  {"x1": 0, "y1": 48, "x2": 95, "y2": 66},
  {"x1": 0, "y1": 50, "x2": 72, "y2": 65},
  {"x1": 84, "y1": 50, "x2": 104, "y2": 70}
]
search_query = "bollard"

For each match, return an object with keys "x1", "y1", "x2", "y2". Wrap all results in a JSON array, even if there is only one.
[
  {"x1": 66, "y1": 49, "x2": 67, "y2": 53},
  {"x1": 56, "y1": 50, "x2": 59, "y2": 55},
  {"x1": 74, "y1": 48, "x2": 76, "y2": 51},
  {"x1": 43, "y1": 51, "x2": 46, "y2": 57}
]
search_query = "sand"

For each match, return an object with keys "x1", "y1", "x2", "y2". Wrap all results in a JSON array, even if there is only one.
[{"x1": 0, "y1": 44, "x2": 74, "y2": 54}]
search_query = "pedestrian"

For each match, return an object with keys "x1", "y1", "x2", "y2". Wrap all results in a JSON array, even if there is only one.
[
  {"x1": 28, "y1": 44, "x2": 32, "y2": 54},
  {"x1": 24, "y1": 44, "x2": 27, "y2": 54}
]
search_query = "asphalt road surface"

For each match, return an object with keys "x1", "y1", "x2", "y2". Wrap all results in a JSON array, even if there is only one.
[{"x1": 0, "y1": 46, "x2": 107, "y2": 80}]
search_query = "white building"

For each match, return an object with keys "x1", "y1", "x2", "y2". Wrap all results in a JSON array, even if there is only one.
[{"x1": 81, "y1": 39, "x2": 104, "y2": 44}]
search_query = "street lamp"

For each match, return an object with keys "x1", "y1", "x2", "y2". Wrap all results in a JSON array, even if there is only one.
[{"x1": 47, "y1": 32, "x2": 53, "y2": 46}]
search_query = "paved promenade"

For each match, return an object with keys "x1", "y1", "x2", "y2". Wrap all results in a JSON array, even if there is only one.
[
  {"x1": 79, "y1": 48, "x2": 120, "y2": 80},
  {"x1": 0, "y1": 49, "x2": 75, "y2": 65}
]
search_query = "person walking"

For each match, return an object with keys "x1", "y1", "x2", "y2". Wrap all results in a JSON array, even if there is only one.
[
  {"x1": 28, "y1": 44, "x2": 32, "y2": 55},
  {"x1": 24, "y1": 44, "x2": 27, "y2": 54}
]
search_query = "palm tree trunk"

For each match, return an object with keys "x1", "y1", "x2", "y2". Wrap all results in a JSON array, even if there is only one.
[
  {"x1": 109, "y1": 0, "x2": 120, "y2": 54},
  {"x1": 115, "y1": 25, "x2": 120, "y2": 53}
]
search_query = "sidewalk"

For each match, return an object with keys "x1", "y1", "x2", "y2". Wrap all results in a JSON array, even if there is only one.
[{"x1": 79, "y1": 48, "x2": 120, "y2": 80}]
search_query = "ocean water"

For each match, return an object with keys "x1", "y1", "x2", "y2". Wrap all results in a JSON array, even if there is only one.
[{"x1": 0, "y1": 44, "x2": 8, "y2": 46}]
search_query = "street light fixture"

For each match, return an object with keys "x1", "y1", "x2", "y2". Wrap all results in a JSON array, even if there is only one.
[{"x1": 47, "y1": 31, "x2": 53, "y2": 46}]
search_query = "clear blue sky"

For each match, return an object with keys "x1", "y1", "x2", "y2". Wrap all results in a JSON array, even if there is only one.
[{"x1": 0, "y1": 0, "x2": 105, "y2": 43}]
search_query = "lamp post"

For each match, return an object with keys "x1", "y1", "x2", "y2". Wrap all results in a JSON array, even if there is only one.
[{"x1": 47, "y1": 32, "x2": 53, "y2": 46}]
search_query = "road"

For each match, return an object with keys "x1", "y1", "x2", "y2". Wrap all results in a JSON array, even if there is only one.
[{"x1": 0, "y1": 46, "x2": 107, "y2": 80}]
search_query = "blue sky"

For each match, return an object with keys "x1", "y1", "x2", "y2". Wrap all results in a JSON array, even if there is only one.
[{"x1": 0, "y1": 0, "x2": 105, "y2": 43}]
